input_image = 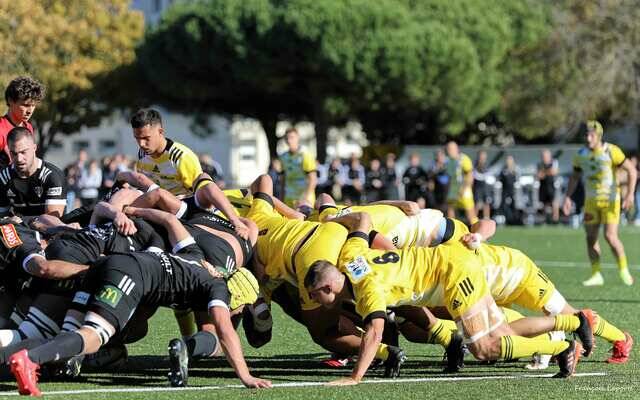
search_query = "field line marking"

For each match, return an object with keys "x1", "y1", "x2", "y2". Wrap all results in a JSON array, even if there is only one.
[
  {"x1": 0, "y1": 372, "x2": 607, "y2": 396},
  {"x1": 535, "y1": 260, "x2": 640, "y2": 269}
]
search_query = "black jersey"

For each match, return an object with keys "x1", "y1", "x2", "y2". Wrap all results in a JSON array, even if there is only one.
[
  {"x1": 0, "y1": 223, "x2": 44, "y2": 286},
  {"x1": 78, "y1": 245, "x2": 230, "y2": 331},
  {"x1": 0, "y1": 160, "x2": 67, "y2": 217},
  {"x1": 184, "y1": 213, "x2": 250, "y2": 278},
  {"x1": 45, "y1": 218, "x2": 165, "y2": 265}
]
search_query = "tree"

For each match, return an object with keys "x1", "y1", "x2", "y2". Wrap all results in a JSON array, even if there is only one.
[
  {"x1": 500, "y1": 0, "x2": 640, "y2": 142},
  {"x1": 0, "y1": 0, "x2": 144, "y2": 155}
]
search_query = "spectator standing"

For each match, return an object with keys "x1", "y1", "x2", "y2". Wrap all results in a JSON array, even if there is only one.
[
  {"x1": 499, "y1": 155, "x2": 519, "y2": 225},
  {"x1": 381, "y1": 153, "x2": 400, "y2": 200},
  {"x1": 317, "y1": 158, "x2": 344, "y2": 201},
  {"x1": 77, "y1": 159, "x2": 102, "y2": 207},
  {"x1": 342, "y1": 154, "x2": 365, "y2": 205},
  {"x1": 473, "y1": 150, "x2": 492, "y2": 220},
  {"x1": 402, "y1": 153, "x2": 428, "y2": 203},
  {"x1": 430, "y1": 149, "x2": 449, "y2": 212},
  {"x1": 268, "y1": 158, "x2": 285, "y2": 201},
  {"x1": 0, "y1": 76, "x2": 45, "y2": 167},
  {"x1": 537, "y1": 149, "x2": 560, "y2": 223},
  {"x1": 365, "y1": 158, "x2": 385, "y2": 202},
  {"x1": 100, "y1": 156, "x2": 119, "y2": 199}
]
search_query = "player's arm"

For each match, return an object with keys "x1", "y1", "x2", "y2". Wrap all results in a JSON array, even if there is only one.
[
  {"x1": 461, "y1": 219, "x2": 496, "y2": 249},
  {"x1": 302, "y1": 153, "x2": 317, "y2": 205},
  {"x1": 209, "y1": 305, "x2": 272, "y2": 388},
  {"x1": 461, "y1": 157, "x2": 473, "y2": 195},
  {"x1": 123, "y1": 206, "x2": 191, "y2": 250},
  {"x1": 27, "y1": 214, "x2": 80, "y2": 233},
  {"x1": 194, "y1": 173, "x2": 250, "y2": 239},
  {"x1": 24, "y1": 256, "x2": 89, "y2": 279},
  {"x1": 43, "y1": 169, "x2": 67, "y2": 218},
  {"x1": 91, "y1": 201, "x2": 138, "y2": 236},
  {"x1": 562, "y1": 168, "x2": 582, "y2": 215},
  {"x1": 272, "y1": 195, "x2": 305, "y2": 220},
  {"x1": 368, "y1": 200, "x2": 420, "y2": 216},
  {"x1": 116, "y1": 170, "x2": 157, "y2": 192},
  {"x1": 619, "y1": 158, "x2": 637, "y2": 210},
  {"x1": 330, "y1": 211, "x2": 372, "y2": 233}
]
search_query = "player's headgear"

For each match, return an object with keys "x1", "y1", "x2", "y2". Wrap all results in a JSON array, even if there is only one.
[
  {"x1": 586, "y1": 120, "x2": 603, "y2": 138},
  {"x1": 227, "y1": 268, "x2": 259, "y2": 310}
]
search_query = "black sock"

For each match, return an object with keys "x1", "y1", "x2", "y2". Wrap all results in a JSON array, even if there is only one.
[
  {"x1": 186, "y1": 331, "x2": 218, "y2": 359},
  {"x1": 28, "y1": 331, "x2": 84, "y2": 365},
  {"x1": 0, "y1": 338, "x2": 48, "y2": 364}
]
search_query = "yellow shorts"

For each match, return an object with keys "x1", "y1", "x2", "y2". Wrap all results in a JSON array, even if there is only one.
[
  {"x1": 246, "y1": 194, "x2": 280, "y2": 229},
  {"x1": 494, "y1": 255, "x2": 556, "y2": 313},
  {"x1": 295, "y1": 222, "x2": 348, "y2": 311},
  {"x1": 447, "y1": 189, "x2": 475, "y2": 211},
  {"x1": 583, "y1": 197, "x2": 620, "y2": 225}
]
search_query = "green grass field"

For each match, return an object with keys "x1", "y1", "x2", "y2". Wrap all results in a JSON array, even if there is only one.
[{"x1": 1, "y1": 226, "x2": 639, "y2": 399}]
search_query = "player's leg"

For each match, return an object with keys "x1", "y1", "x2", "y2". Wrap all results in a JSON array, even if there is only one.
[
  {"x1": 603, "y1": 221, "x2": 633, "y2": 285},
  {"x1": 583, "y1": 221, "x2": 604, "y2": 286}
]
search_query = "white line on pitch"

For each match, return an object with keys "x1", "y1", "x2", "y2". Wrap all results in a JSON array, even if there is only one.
[
  {"x1": 535, "y1": 260, "x2": 640, "y2": 269},
  {"x1": 0, "y1": 372, "x2": 608, "y2": 396}
]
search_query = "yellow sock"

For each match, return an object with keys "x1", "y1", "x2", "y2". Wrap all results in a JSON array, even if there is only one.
[
  {"x1": 426, "y1": 319, "x2": 455, "y2": 348},
  {"x1": 591, "y1": 260, "x2": 601, "y2": 274},
  {"x1": 500, "y1": 336, "x2": 569, "y2": 360},
  {"x1": 375, "y1": 343, "x2": 389, "y2": 361},
  {"x1": 174, "y1": 309, "x2": 197, "y2": 338},
  {"x1": 594, "y1": 316, "x2": 625, "y2": 342},
  {"x1": 617, "y1": 255, "x2": 628, "y2": 271},
  {"x1": 554, "y1": 314, "x2": 580, "y2": 332}
]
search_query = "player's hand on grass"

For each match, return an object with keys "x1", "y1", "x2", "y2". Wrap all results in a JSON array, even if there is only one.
[
  {"x1": 114, "y1": 210, "x2": 138, "y2": 235},
  {"x1": 562, "y1": 197, "x2": 572, "y2": 216},
  {"x1": 242, "y1": 376, "x2": 272, "y2": 388},
  {"x1": 326, "y1": 377, "x2": 360, "y2": 386}
]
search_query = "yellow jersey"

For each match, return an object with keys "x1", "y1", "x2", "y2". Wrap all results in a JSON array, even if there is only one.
[
  {"x1": 572, "y1": 143, "x2": 626, "y2": 204},
  {"x1": 135, "y1": 139, "x2": 203, "y2": 197},
  {"x1": 446, "y1": 153, "x2": 473, "y2": 200},
  {"x1": 279, "y1": 150, "x2": 316, "y2": 206},
  {"x1": 338, "y1": 234, "x2": 481, "y2": 320}
]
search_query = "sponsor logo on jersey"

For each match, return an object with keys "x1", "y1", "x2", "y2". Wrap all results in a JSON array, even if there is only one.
[
  {"x1": 47, "y1": 187, "x2": 63, "y2": 196},
  {"x1": 346, "y1": 256, "x2": 371, "y2": 282},
  {"x1": 451, "y1": 299, "x2": 462, "y2": 310},
  {"x1": 95, "y1": 285, "x2": 124, "y2": 308},
  {"x1": 0, "y1": 224, "x2": 23, "y2": 248}
]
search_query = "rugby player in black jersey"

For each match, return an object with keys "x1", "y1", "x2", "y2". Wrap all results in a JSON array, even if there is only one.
[
  {"x1": 7, "y1": 208, "x2": 270, "y2": 396},
  {"x1": 0, "y1": 128, "x2": 66, "y2": 218}
]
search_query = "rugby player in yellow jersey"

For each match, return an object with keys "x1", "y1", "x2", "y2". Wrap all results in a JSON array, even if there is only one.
[
  {"x1": 445, "y1": 141, "x2": 477, "y2": 224},
  {"x1": 313, "y1": 193, "x2": 496, "y2": 249},
  {"x1": 244, "y1": 175, "x2": 406, "y2": 374},
  {"x1": 279, "y1": 127, "x2": 317, "y2": 207},
  {"x1": 563, "y1": 121, "x2": 637, "y2": 287},
  {"x1": 304, "y1": 213, "x2": 585, "y2": 385},
  {"x1": 119, "y1": 108, "x2": 251, "y2": 240}
]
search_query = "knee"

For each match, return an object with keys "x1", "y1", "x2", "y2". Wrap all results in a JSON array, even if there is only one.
[
  {"x1": 251, "y1": 174, "x2": 272, "y2": 193},
  {"x1": 604, "y1": 230, "x2": 619, "y2": 245},
  {"x1": 469, "y1": 338, "x2": 500, "y2": 361}
]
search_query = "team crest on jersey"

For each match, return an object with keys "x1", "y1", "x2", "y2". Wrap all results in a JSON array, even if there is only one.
[
  {"x1": 345, "y1": 256, "x2": 371, "y2": 282},
  {"x1": 0, "y1": 224, "x2": 22, "y2": 248},
  {"x1": 47, "y1": 187, "x2": 62, "y2": 196},
  {"x1": 34, "y1": 186, "x2": 43, "y2": 197},
  {"x1": 153, "y1": 165, "x2": 160, "y2": 173}
]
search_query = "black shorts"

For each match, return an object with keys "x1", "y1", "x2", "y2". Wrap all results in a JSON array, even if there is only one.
[
  {"x1": 189, "y1": 214, "x2": 253, "y2": 271},
  {"x1": 539, "y1": 185, "x2": 556, "y2": 204},
  {"x1": 61, "y1": 205, "x2": 94, "y2": 227},
  {"x1": 74, "y1": 255, "x2": 145, "y2": 332},
  {"x1": 473, "y1": 182, "x2": 492, "y2": 205}
]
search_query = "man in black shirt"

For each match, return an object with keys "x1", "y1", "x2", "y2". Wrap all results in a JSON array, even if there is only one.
[
  {"x1": 0, "y1": 128, "x2": 66, "y2": 218},
  {"x1": 365, "y1": 158, "x2": 385, "y2": 202},
  {"x1": 402, "y1": 153, "x2": 428, "y2": 202},
  {"x1": 499, "y1": 155, "x2": 519, "y2": 224},
  {"x1": 8, "y1": 211, "x2": 270, "y2": 395},
  {"x1": 537, "y1": 149, "x2": 560, "y2": 223}
]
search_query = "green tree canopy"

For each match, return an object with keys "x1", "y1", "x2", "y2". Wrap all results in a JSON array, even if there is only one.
[{"x1": 0, "y1": 0, "x2": 144, "y2": 154}]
